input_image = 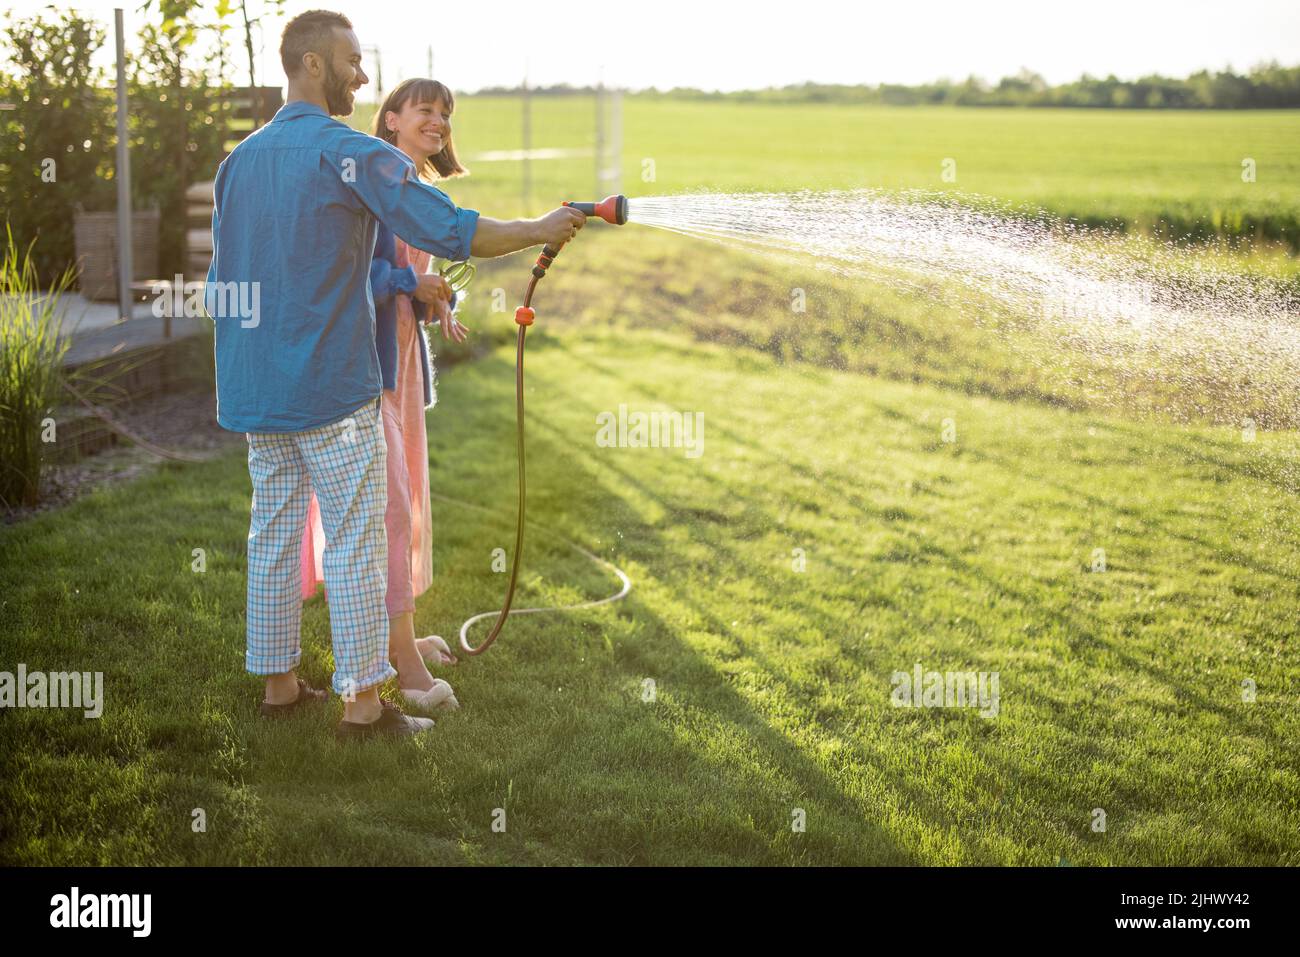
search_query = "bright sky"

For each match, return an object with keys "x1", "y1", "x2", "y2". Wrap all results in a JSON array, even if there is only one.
[{"x1": 6, "y1": 0, "x2": 1300, "y2": 93}]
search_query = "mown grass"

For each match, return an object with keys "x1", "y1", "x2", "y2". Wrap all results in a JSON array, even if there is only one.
[
  {"x1": 355, "y1": 97, "x2": 1300, "y2": 248},
  {"x1": 1, "y1": 314, "x2": 1296, "y2": 864}
]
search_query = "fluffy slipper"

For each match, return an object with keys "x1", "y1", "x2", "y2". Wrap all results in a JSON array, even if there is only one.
[
  {"x1": 400, "y1": 678, "x2": 460, "y2": 712},
  {"x1": 415, "y1": 634, "x2": 458, "y2": 667}
]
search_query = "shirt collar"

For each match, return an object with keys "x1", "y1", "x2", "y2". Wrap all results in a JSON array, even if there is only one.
[{"x1": 273, "y1": 100, "x2": 329, "y2": 122}]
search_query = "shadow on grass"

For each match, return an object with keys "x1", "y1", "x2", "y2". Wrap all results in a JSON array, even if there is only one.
[{"x1": 548, "y1": 338, "x2": 1299, "y2": 862}]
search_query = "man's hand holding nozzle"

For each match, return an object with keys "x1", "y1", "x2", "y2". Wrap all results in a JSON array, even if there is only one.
[{"x1": 538, "y1": 205, "x2": 587, "y2": 246}]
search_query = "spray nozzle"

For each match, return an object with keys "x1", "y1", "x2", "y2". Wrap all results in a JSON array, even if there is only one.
[
  {"x1": 563, "y1": 195, "x2": 628, "y2": 226},
  {"x1": 531, "y1": 195, "x2": 628, "y2": 280}
]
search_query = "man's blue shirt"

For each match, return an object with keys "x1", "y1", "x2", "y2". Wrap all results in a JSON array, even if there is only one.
[{"x1": 205, "y1": 100, "x2": 479, "y2": 433}]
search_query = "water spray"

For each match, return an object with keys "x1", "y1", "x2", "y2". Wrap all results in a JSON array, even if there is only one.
[
  {"x1": 455, "y1": 186, "x2": 1300, "y2": 654},
  {"x1": 628, "y1": 189, "x2": 1300, "y2": 424},
  {"x1": 457, "y1": 196, "x2": 631, "y2": 656}
]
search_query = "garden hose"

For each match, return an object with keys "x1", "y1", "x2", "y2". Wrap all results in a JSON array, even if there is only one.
[{"x1": 455, "y1": 197, "x2": 630, "y2": 656}]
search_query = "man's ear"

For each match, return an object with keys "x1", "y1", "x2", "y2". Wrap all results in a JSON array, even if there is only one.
[{"x1": 300, "y1": 50, "x2": 322, "y2": 78}]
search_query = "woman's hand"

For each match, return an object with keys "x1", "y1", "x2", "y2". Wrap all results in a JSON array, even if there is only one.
[
  {"x1": 412, "y1": 273, "x2": 452, "y2": 305},
  {"x1": 430, "y1": 295, "x2": 468, "y2": 343}
]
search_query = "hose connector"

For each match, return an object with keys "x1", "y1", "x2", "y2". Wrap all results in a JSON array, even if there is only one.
[{"x1": 532, "y1": 243, "x2": 562, "y2": 279}]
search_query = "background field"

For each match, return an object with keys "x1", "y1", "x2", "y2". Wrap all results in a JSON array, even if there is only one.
[
  {"x1": 2, "y1": 99, "x2": 1298, "y2": 865},
  {"x1": 356, "y1": 97, "x2": 1300, "y2": 252}
]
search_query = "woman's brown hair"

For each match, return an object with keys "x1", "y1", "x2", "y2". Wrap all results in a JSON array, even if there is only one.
[{"x1": 371, "y1": 78, "x2": 468, "y2": 181}]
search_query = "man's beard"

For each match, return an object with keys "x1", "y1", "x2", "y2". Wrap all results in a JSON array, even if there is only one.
[{"x1": 323, "y1": 60, "x2": 354, "y2": 116}]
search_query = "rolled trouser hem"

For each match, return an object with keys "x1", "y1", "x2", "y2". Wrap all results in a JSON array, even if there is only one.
[
  {"x1": 332, "y1": 662, "x2": 397, "y2": 697},
  {"x1": 247, "y1": 652, "x2": 303, "y2": 675}
]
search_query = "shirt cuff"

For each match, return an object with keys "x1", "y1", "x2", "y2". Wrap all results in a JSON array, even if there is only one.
[
  {"x1": 455, "y1": 207, "x2": 480, "y2": 262},
  {"x1": 392, "y1": 266, "x2": 419, "y2": 296}
]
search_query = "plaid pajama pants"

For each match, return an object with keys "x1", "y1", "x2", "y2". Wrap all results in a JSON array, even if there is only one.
[{"x1": 244, "y1": 398, "x2": 396, "y2": 696}]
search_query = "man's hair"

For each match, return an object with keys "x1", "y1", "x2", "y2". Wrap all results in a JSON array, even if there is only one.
[{"x1": 279, "y1": 10, "x2": 353, "y2": 78}]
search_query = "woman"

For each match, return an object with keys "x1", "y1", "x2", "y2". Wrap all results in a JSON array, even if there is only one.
[{"x1": 301, "y1": 78, "x2": 471, "y2": 711}]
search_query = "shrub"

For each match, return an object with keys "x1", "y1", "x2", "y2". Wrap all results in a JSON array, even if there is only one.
[
  {"x1": 0, "y1": 227, "x2": 75, "y2": 509},
  {"x1": 0, "y1": 10, "x2": 116, "y2": 286}
]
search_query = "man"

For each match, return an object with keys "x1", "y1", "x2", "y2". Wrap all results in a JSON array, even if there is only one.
[{"x1": 205, "y1": 9, "x2": 584, "y2": 738}]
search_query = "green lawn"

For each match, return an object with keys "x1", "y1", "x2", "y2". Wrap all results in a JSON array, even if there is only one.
[{"x1": 2, "y1": 311, "x2": 1297, "y2": 864}]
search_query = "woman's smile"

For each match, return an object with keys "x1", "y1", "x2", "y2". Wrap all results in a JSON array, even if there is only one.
[{"x1": 374, "y1": 83, "x2": 465, "y2": 186}]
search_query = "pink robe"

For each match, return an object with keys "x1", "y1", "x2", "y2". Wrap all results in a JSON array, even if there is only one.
[{"x1": 301, "y1": 238, "x2": 435, "y2": 616}]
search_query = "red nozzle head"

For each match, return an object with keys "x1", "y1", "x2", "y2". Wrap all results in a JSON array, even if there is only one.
[
  {"x1": 594, "y1": 194, "x2": 628, "y2": 226},
  {"x1": 564, "y1": 195, "x2": 629, "y2": 225}
]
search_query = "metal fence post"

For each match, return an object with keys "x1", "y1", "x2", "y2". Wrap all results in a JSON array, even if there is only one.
[{"x1": 114, "y1": 8, "x2": 133, "y2": 324}]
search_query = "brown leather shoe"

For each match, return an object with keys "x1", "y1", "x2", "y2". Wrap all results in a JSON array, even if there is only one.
[
  {"x1": 259, "y1": 678, "x2": 327, "y2": 718},
  {"x1": 336, "y1": 701, "x2": 435, "y2": 740}
]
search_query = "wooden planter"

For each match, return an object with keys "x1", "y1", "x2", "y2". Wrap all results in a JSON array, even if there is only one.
[{"x1": 72, "y1": 208, "x2": 161, "y2": 301}]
